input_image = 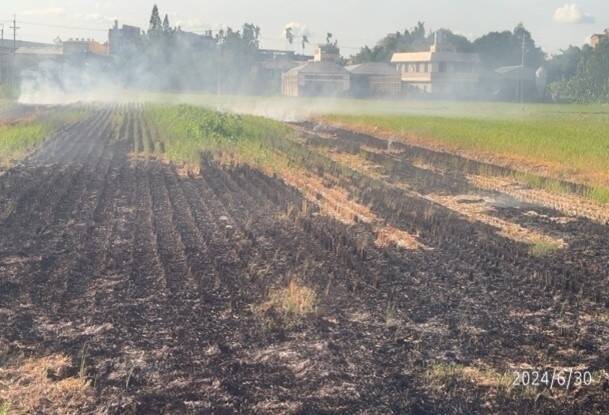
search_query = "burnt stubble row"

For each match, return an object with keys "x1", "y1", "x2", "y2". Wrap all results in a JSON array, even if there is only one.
[{"x1": 0, "y1": 107, "x2": 607, "y2": 414}]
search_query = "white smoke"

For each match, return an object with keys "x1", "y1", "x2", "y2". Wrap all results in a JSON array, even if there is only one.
[{"x1": 18, "y1": 59, "x2": 121, "y2": 105}]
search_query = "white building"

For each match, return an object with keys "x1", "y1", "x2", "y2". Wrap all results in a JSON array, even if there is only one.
[
  {"x1": 391, "y1": 32, "x2": 480, "y2": 97},
  {"x1": 282, "y1": 44, "x2": 350, "y2": 97}
]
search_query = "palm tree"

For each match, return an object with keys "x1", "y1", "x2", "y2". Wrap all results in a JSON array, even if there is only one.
[
  {"x1": 285, "y1": 27, "x2": 294, "y2": 45},
  {"x1": 301, "y1": 34, "x2": 309, "y2": 50}
]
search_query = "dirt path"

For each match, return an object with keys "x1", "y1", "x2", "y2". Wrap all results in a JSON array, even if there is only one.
[{"x1": 0, "y1": 108, "x2": 608, "y2": 414}]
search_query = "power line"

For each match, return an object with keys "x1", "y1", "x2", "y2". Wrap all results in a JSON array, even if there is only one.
[
  {"x1": 2, "y1": 15, "x2": 370, "y2": 49},
  {"x1": 17, "y1": 20, "x2": 108, "y2": 32},
  {"x1": 0, "y1": 19, "x2": 108, "y2": 32},
  {"x1": 2, "y1": 17, "x2": 365, "y2": 52}
]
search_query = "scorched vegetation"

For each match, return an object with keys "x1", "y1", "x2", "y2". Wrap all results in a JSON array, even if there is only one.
[
  {"x1": 0, "y1": 106, "x2": 87, "y2": 169},
  {"x1": 0, "y1": 103, "x2": 608, "y2": 414}
]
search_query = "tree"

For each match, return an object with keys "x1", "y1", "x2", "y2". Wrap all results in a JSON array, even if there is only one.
[
  {"x1": 326, "y1": 32, "x2": 333, "y2": 44},
  {"x1": 215, "y1": 23, "x2": 262, "y2": 93},
  {"x1": 215, "y1": 28, "x2": 225, "y2": 43},
  {"x1": 242, "y1": 23, "x2": 261, "y2": 49},
  {"x1": 350, "y1": 22, "x2": 433, "y2": 63},
  {"x1": 439, "y1": 29, "x2": 474, "y2": 53},
  {"x1": 545, "y1": 46, "x2": 584, "y2": 83},
  {"x1": 162, "y1": 14, "x2": 171, "y2": 33},
  {"x1": 285, "y1": 27, "x2": 294, "y2": 45},
  {"x1": 409, "y1": 22, "x2": 428, "y2": 51},
  {"x1": 301, "y1": 34, "x2": 309, "y2": 50},
  {"x1": 411, "y1": 22, "x2": 426, "y2": 41},
  {"x1": 149, "y1": 4, "x2": 162, "y2": 34},
  {"x1": 472, "y1": 31, "x2": 513, "y2": 68},
  {"x1": 513, "y1": 23, "x2": 545, "y2": 68},
  {"x1": 473, "y1": 24, "x2": 545, "y2": 69},
  {"x1": 549, "y1": 41, "x2": 609, "y2": 102}
]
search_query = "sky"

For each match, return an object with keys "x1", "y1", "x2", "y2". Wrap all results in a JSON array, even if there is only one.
[{"x1": 1, "y1": 0, "x2": 608, "y2": 56}]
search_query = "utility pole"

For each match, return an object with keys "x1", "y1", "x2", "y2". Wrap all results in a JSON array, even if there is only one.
[
  {"x1": 10, "y1": 15, "x2": 19, "y2": 52},
  {"x1": 0, "y1": 24, "x2": 4, "y2": 86},
  {"x1": 520, "y1": 33, "x2": 526, "y2": 108},
  {"x1": 8, "y1": 16, "x2": 19, "y2": 93}
]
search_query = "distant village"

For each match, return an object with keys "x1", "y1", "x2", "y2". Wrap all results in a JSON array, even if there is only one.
[{"x1": 1, "y1": 6, "x2": 608, "y2": 101}]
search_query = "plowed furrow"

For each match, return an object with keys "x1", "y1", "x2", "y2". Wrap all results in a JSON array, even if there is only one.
[
  {"x1": 130, "y1": 162, "x2": 168, "y2": 298},
  {"x1": 148, "y1": 164, "x2": 192, "y2": 296},
  {"x1": 161, "y1": 165, "x2": 207, "y2": 296},
  {"x1": 0, "y1": 112, "x2": 104, "y2": 215},
  {"x1": 220, "y1": 166, "x2": 379, "y2": 289},
  {"x1": 0, "y1": 111, "x2": 111, "y2": 235},
  {"x1": 178, "y1": 176, "x2": 239, "y2": 300},
  {"x1": 203, "y1": 165, "x2": 357, "y2": 295},
  {"x1": 190, "y1": 174, "x2": 247, "y2": 292},
  {"x1": 30, "y1": 112, "x2": 99, "y2": 165},
  {"x1": 27, "y1": 113, "x2": 120, "y2": 308},
  {"x1": 59, "y1": 145, "x2": 132, "y2": 306}
]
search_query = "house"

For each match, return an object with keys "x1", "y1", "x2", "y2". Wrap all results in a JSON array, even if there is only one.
[
  {"x1": 282, "y1": 44, "x2": 350, "y2": 97},
  {"x1": 315, "y1": 43, "x2": 341, "y2": 63},
  {"x1": 63, "y1": 39, "x2": 108, "y2": 56},
  {"x1": 0, "y1": 39, "x2": 52, "y2": 50},
  {"x1": 0, "y1": 40, "x2": 56, "y2": 86},
  {"x1": 590, "y1": 29, "x2": 609, "y2": 48},
  {"x1": 391, "y1": 32, "x2": 480, "y2": 97},
  {"x1": 108, "y1": 21, "x2": 142, "y2": 56},
  {"x1": 255, "y1": 49, "x2": 311, "y2": 95},
  {"x1": 14, "y1": 45, "x2": 64, "y2": 69},
  {"x1": 346, "y1": 62, "x2": 401, "y2": 97}
]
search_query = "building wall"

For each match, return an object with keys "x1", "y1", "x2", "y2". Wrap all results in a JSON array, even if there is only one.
[
  {"x1": 282, "y1": 71, "x2": 350, "y2": 97},
  {"x1": 351, "y1": 73, "x2": 400, "y2": 97},
  {"x1": 258, "y1": 63, "x2": 302, "y2": 95},
  {"x1": 397, "y1": 64, "x2": 479, "y2": 97},
  {"x1": 300, "y1": 73, "x2": 349, "y2": 97},
  {"x1": 63, "y1": 40, "x2": 108, "y2": 56},
  {"x1": 368, "y1": 75, "x2": 401, "y2": 96},
  {"x1": 282, "y1": 72, "x2": 299, "y2": 97},
  {"x1": 314, "y1": 46, "x2": 340, "y2": 63},
  {"x1": 109, "y1": 25, "x2": 142, "y2": 56},
  {"x1": 392, "y1": 48, "x2": 480, "y2": 97}
]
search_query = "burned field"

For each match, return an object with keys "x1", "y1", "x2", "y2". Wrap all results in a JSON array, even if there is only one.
[{"x1": 1, "y1": 105, "x2": 608, "y2": 414}]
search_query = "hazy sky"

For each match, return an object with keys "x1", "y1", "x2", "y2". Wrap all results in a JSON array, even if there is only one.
[{"x1": 2, "y1": 1, "x2": 608, "y2": 55}]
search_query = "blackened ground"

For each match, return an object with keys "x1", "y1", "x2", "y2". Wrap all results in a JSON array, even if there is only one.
[{"x1": 0, "y1": 107, "x2": 608, "y2": 414}]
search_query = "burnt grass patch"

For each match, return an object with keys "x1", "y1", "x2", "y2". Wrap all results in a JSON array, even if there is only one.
[{"x1": 0, "y1": 107, "x2": 608, "y2": 414}]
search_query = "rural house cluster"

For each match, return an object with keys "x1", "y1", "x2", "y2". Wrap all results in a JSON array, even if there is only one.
[{"x1": 2, "y1": 8, "x2": 606, "y2": 101}]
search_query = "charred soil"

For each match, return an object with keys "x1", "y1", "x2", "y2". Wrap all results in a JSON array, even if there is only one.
[{"x1": 0, "y1": 107, "x2": 608, "y2": 414}]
